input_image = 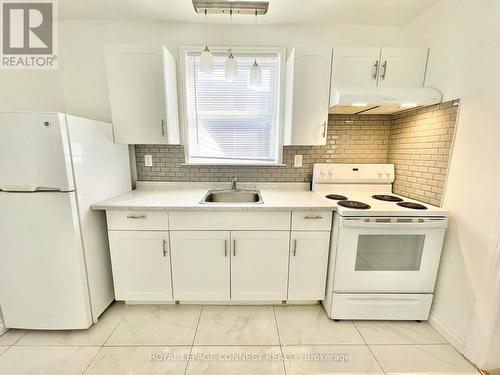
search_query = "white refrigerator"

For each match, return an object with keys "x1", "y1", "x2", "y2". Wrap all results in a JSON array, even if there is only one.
[{"x1": 0, "y1": 112, "x2": 131, "y2": 329}]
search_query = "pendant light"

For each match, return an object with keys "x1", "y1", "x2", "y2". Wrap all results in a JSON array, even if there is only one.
[
  {"x1": 225, "y1": 10, "x2": 238, "y2": 81},
  {"x1": 200, "y1": 9, "x2": 213, "y2": 73},
  {"x1": 249, "y1": 10, "x2": 262, "y2": 88}
]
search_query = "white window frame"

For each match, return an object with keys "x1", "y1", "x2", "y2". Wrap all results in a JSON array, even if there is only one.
[{"x1": 179, "y1": 46, "x2": 287, "y2": 166}]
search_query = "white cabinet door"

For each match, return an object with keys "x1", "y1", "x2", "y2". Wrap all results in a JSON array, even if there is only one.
[
  {"x1": 377, "y1": 48, "x2": 428, "y2": 88},
  {"x1": 170, "y1": 231, "x2": 230, "y2": 301},
  {"x1": 284, "y1": 48, "x2": 332, "y2": 145},
  {"x1": 105, "y1": 45, "x2": 180, "y2": 144},
  {"x1": 231, "y1": 231, "x2": 289, "y2": 300},
  {"x1": 288, "y1": 231, "x2": 330, "y2": 300},
  {"x1": 108, "y1": 231, "x2": 173, "y2": 301},
  {"x1": 330, "y1": 47, "x2": 381, "y2": 94}
]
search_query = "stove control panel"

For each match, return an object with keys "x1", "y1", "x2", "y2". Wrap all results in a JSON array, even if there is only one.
[{"x1": 312, "y1": 163, "x2": 395, "y2": 185}]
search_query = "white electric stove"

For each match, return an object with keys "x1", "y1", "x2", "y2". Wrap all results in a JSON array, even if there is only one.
[{"x1": 313, "y1": 163, "x2": 448, "y2": 320}]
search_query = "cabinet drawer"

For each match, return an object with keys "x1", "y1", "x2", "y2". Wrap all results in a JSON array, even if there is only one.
[
  {"x1": 169, "y1": 211, "x2": 291, "y2": 231},
  {"x1": 106, "y1": 210, "x2": 168, "y2": 231},
  {"x1": 292, "y1": 211, "x2": 332, "y2": 231}
]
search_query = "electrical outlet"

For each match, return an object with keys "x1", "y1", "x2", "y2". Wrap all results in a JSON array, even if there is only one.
[
  {"x1": 294, "y1": 154, "x2": 303, "y2": 168},
  {"x1": 144, "y1": 155, "x2": 153, "y2": 167}
]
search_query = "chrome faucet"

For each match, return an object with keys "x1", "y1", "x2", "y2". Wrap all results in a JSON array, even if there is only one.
[{"x1": 230, "y1": 177, "x2": 238, "y2": 190}]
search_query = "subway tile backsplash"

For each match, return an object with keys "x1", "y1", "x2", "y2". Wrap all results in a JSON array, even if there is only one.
[
  {"x1": 135, "y1": 114, "x2": 391, "y2": 184},
  {"x1": 389, "y1": 101, "x2": 458, "y2": 206},
  {"x1": 136, "y1": 101, "x2": 457, "y2": 206}
]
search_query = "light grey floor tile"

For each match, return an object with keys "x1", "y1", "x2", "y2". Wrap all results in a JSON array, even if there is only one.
[
  {"x1": 85, "y1": 346, "x2": 190, "y2": 375},
  {"x1": 355, "y1": 320, "x2": 447, "y2": 345},
  {"x1": 106, "y1": 304, "x2": 201, "y2": 346},
  {"x1": 0, "y1": 345, "x2": 99, "y2": 375},
  {"x1": 186, "y1": 346, "x2": 285, "y2": 375},
  {"x1": 0, "y1": 346, "x2": 9, "y2": 356},
  {"x1": 282, "y1": 345, "x2": 384, "y2": 374},
  {"x1": 17, "y1": 303, "x2": 126, "y2": 346},
  {"x1": 0, "y1": 329, "x2": 27, "y2": 345},
  {"x1": 370, "y1": 344, "x2": 480, "y2": 374},
  {"x1": 194, "y1": 306, "x2": 279, "y2": 345},
  {"x1": 275, "y1": 305, "x2": 364, "y2": 345}
]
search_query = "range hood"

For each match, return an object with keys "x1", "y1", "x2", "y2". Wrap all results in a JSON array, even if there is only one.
[{"x1": 329, "y1": 87, "x2": 443, "y2": 115}]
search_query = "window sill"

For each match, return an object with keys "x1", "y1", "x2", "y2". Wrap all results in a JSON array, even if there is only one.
[{"x1": 181, "y1": 163, "x2": 287, "y2": 167}]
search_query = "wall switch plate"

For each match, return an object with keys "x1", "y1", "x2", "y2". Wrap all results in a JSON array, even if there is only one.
[
  {"x1": 144, "y1": 155, "x2": 153, "y2": 167},
  {"x1": 294, "y1": 154, "x2": 303, "y2": 168}
]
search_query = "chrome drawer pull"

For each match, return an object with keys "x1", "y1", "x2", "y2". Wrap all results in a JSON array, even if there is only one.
[
  {"x1": 372, "y1": 60, "x2": 379, "y2": 79},
  {"x1": 126, "y1": 215, "x2": 146, "y2": 219},
  {"x1": 224, "y1": 240, "x2": 228, "y2": 257},
  {"x1": 293, "y1": 239, "x2": 297, "y2": 256},
  {"x1": 161, "y1": 119, "x2": 166, "y2": 136},
  {"x1": 381, "y1": 60, "x2": 388, "y2": 80},
  {"x1": 162, "y1": 239, "x2": 168, "y2": 257},
  {"x1": 304, "y1": 215, "x2": 323, "y2": 220}
]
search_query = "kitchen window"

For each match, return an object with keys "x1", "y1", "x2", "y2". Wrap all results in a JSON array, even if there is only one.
[{"x1": 181, "y1": 48, "x2": 284, "y2": 165}]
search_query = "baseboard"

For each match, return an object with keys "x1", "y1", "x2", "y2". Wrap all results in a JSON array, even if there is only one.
[
  {"x1": 428, "y1": 311, "x2": 466, "y2": 353},
  {"x1": 0, "y1": 316, "x2": 7, "y2": 336},
  {"x1": 123, "y1": 300, "x2": 318, "y2": 306}
]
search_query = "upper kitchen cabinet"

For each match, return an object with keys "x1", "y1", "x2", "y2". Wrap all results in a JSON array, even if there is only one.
[
  {"x1": 284, "y1": 48, "x2": 332, "y2": 146},
  {"x1": 331, "y1": 47, "x2": 381, "y2": 89},
  {"x1": 105, "y1": 45, "x2": 180, "y2": 144},
  {"x1": 377, "y1": 48, "x2": 429, "y2": 88},
  {"x1": 329, "y1": 47, "x2": 429, "y2": 106}
]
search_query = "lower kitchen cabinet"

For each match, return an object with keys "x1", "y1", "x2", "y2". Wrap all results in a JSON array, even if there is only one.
[
  {"x1": 231, "y1": 231, "x2": 290, "y2": 300},
  {"x1": 170, "y1": 231, "x2": 231, "y2": 301},
  {"x1": 104, "y1": 210, "x2": 333, "y2": 303},
  {"x1": 108, "y1": 230, "x2": 173, "y2": 301},
  {"x1": 288, "y1": 231, "x2": 331, "y2": 300}
]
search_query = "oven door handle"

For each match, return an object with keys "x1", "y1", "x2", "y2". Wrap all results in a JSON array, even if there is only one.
[{"x1": 341, "y1": 218, "x2": 448, "y2": 229}]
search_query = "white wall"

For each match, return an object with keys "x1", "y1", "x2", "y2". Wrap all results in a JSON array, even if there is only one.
[{"x1": 404, "y1": 0, "x2": 500, "y2": 371}]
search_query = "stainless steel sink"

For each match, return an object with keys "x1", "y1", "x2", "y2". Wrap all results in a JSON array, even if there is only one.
[{"x1": 200, "y1": 189, "x2": 264, "y2": 204}]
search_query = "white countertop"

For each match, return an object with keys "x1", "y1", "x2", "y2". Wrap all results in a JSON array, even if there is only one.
[
  {"x1": 92, "y1": 189, "x2": 339, "y2": 211},
  {"x1": 92, "y1": 182, "x2": 447, "y2": 216}
]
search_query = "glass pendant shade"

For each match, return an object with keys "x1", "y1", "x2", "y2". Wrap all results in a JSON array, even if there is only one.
[
  {"x1": 200, "y1": 46, "x2": 213, "y2": 73},
  {"x1": 249, "y1": 60, "x2": 262, "y2": 87},
  {"x1": 225, "y1": 52, "x2": 238, "y2": 81}
]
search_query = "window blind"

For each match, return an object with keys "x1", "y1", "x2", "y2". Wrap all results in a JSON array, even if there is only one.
[{"x1": 184, "y1": 51, "x2": 281, "y2": 164}]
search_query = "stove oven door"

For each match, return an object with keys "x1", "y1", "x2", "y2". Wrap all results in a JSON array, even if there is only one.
[{"x1": 333, "y1": 216, "x2": 448, "y2": 293}]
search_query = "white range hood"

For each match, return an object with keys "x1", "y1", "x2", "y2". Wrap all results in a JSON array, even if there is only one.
[{"x1": 329, "y1": 87, "x2": 443, "y2": 115}]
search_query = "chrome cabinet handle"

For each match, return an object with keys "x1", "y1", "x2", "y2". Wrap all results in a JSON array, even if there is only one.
[
  {"x1": 293, "y1": 239, "x2": 297, "y2": 257},
  {"x1": 162, "y1": 239, "x2": 168, "y2": 257},
  {"x1": 372, "y1": 60, "x2": 379, "y2": 79},
  {"x1": 321, "y1": 121, "x2": 327, "y2": 138},
  {"x1": 304, "y1": 215, "x2": 323, "y2": 220},
  {"x1": 233, "y1": 239, "x2": 236, "y2": 257},
  {"x1": 161, "y1": 119, "x2": 166, "y2": 136},
  {"x1": 381, "y1": 60, "x2": 387, "y2": 80},
  {"x1": 224, "y1": 239, "x2": 228, "y2": 257},
  {"x1": 126, "y1": 215, "x2": 146, "y2": 219}
]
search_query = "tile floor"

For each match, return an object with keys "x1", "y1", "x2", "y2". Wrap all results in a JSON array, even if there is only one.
[{"x1": 0, "y1": 303, "x2": 480, "y2": 375}]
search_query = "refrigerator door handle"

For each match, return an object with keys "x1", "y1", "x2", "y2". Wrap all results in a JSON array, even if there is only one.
[{"x1": 0, "y1": 185, "x2": 69, "y2": 192}]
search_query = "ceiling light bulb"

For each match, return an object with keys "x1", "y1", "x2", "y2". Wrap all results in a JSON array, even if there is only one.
[
  {"x1": 225, "y1": 51, "x2": 238, "y2": 81},
  {"x1": 200, "y1": 46, "x2": 213, "y2": 73},
  {"x1": 401, "y1": 103, "x2": 417, "y2": 107},
  {"x1": 352, "y1": 103, "x2": 368, "y2": 107},
  {"x1": 249, "y1": 60, "x2": 262, "y2": 88}
]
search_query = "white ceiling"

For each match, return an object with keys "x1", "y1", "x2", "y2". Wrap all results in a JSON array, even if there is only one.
[{"x1": 59, "y1": 0, "x2": 437, "y2": 26}]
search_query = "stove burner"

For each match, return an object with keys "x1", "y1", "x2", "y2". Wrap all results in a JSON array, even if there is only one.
[
  {"x1": 397, "y1": 202, "x2": 428, "y2": 210},
  {"x1": 325, "y1": 194, "x2": 348, "y2": 201},
  {"x1": 372, "y1": 194, "x2": 404, "y2": 202},
  {"x1": 338, "y1": 200, "x2": 371, "y2": 210}
]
